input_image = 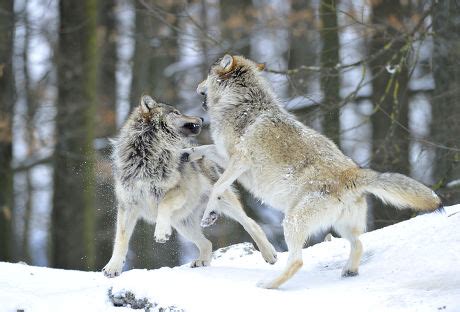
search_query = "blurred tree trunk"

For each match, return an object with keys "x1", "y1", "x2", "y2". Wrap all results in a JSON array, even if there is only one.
[
  {"x1": 129, "y1": 1, "x2": 150, "y2": 110},
  {"x1": 96, "y1": 0, "x2": 117, "y2": 137},
  {"x1": 52, "y1": 0, "x2": 97, "y2": 270},
  {"x1": 369, "y1": 0, "x2": 411, "y2": 229},
  {"x1": 129, "y1": 1, "x2": 179, "y2": 109},
  {"x1": 129, "y1": 1, "x2": 181, "y2": 269},
  {"x1": 94, "y1": 0, "x2": 117, "y2": 270},
  {"x1": 319, "y1": 0, "x2": 340, "y2": 144},
  {"x1": 220, "y1": 0, "x2": 252, "y2": 56},
  {"x1": 431, "y1": 0, "x2": 460, "y2": 204},
  {"x1": 0, "y1": 0, "x2": 15, "y2": 262},
  {"x1": 22, "y1": 3, "x2": 34, "y2": 263}
]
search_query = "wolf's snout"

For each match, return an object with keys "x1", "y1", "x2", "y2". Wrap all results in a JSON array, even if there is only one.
[{"x1": 197, "y1": 81, "x2": 207, "y2": 95}]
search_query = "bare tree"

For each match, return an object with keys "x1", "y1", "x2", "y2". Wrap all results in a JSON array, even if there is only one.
[
  {"x1": 51, "y1": 0, "x2": 98, "y2": 270},
  {"x1": 94, "y1": 0, "x2": 118, "y2": 270},
  {"x1": 320, "y1": 0, "x2": 340, "y2": 144},
  {"x1": 431, "y1": 0, "x2": 460, "y2": 204},
  {"x1": 369, "y1": 0, "x2": 412, "y2": 228},
  {"x1": 0, "y1": 0, "x2": 15, "y2": 262},
  {"x1": 129, "y1": 0, "x2": 182, "y2": 269}
]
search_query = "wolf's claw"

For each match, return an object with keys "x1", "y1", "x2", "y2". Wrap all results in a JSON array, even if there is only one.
[
  {"x1": 102, "y1": 260, "x2": 124, "y2": 278},
  {"x1": 154, "y1": 223, "x2": 172, "y2": 243},
  {"x1": 180, "y1": 152, "x2": 190, "y2": 163},
  {"x1": 263, "y1": 249, "x2": 277, "y2": 265},
  {"x1": 190, "y1": 259, "x2": 210, "y2": 268},
  {"x1": 180, "y1": 147, "x2": 204, "y2": 162},
  {"x1": 201, "y1": 211, "x2": 218, "y2": 227},
  {"x1": 155, "y1": 233, "x2": 171, "y2": 243}
]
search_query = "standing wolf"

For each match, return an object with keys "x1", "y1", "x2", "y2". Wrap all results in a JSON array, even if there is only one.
[
  {"x1": 102, "y1": 95, "x2": 276, "y2": 277},
  {"x1": 188, "y1": 55, "x2": 442, "y2": 289}
]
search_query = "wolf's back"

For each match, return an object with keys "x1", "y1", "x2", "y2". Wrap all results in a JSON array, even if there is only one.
[{"x1": 360, "y1": 169, "x2": 442, "y2": 212}]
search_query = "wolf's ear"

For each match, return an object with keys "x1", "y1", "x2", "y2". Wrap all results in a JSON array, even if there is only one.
[
  {"x1": 220, "y1": 54, "x2": 234, "y2": 71},
  {"x1": 256, "y1": 63, "x2": 266, "y2": 71},
  {"x1": 140, "y1": 95, "x2": 157, "y2": 113}
]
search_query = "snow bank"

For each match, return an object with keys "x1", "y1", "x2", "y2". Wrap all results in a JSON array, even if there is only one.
[{"x1": 1, "y1": 205, "x2": 459, "y2": 312}]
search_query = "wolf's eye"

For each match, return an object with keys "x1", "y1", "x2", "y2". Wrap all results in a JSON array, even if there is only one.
[{"x1": 172, "y1": 110, "x2": 181, "y2": 116}]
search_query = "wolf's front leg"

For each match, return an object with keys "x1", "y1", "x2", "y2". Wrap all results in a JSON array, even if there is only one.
[
  {"x1": 154, "y1": 188, "x2": 186, "y2": 243},
  {"x1": 181, "y1": 144, "x2": 228, "y2": 167},
  {"x1": 103, "y1": 205, "x2": 138, "y2": 277},
  {"x1": 201, "y1": 155, "x2": 249, "y2": 227}
]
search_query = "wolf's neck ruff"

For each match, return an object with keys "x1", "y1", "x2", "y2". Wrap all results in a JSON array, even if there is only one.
[{"x1": 114, "y1": 116, "x2": 184, "y2": 187}]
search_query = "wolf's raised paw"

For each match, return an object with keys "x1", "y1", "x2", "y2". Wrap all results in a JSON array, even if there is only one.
[
  {"x1": 201, "y1": 211, "x2": 218, "y2": 227},
  {"x1": 155, "y1": 233, "x2": 171, "y2": 243},
  {"x1": 341, "y1": 270, "x2": 359, "y2": 277},
  {"x1": 180, "y1": 152, "x2": 190, "y2": 163},
  {"x1": 190, "y1": 259, "x2": 210, "y2": 268},
  {"x1": 154, "y1": 223, "x2": 172, "y2": 243},
  {"x1": 180, "y1": 147, "x2": 203, "y2": 162}
]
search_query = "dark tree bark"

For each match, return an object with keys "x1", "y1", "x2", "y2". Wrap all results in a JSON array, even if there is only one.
[
  {"x1": 0, "y1": 0, "x2": 15, "y2": 262},
  {"x1": 97, "y1": 0, "x2": 117, "y2": 138},
  {"x1": 220, "y1": 0, "x2": 252, "y2": 56},
  {"x1": 52, "y1": 0, "x2": 97, "y2": 270},
  {"x1": 129, "y1": 0, "x2": 181, "y2": 269},
  {"x1": 287, "y1": 0, "x2": 319, "y2": 124},
  {"x1": 431, "y1": 0, "x2": 460, "y2": 204},
  {"x1": 320, "y1": 0, "x2": 340, "y2": 145},
  {"x1": 22, "y1": 4, "x2": 34, "y2": 262},
  {"x1": 129, "y1": 0, "x2": 179, "y2": 109},
  {"x1": 369, "y1": 0, "x2": 412, "y2": 229},
  {"x1": 94, "y1": 0, "x2": 118, "y2": 270}
]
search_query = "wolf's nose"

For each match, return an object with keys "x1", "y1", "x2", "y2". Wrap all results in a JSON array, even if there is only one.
[{"x1": 199, "y1": 117, "x2": 204, "y2": 122}]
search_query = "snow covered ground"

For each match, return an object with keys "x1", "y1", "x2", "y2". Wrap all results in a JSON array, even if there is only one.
[{"x1": 1, "y1": 205, "x2": 459, "y2": 312}]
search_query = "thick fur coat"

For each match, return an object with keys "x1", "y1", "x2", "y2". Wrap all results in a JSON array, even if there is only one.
[
  {"x1": 191, "y1": 55, "x2": 442, "y2": 289},
  {"x1": 103, "y1": 95, "x2": 276, "y2": 277}
]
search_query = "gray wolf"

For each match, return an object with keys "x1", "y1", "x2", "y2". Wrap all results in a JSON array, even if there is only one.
[
  {"x1": 187, "y1": 54, "x2": 442, "y2": 289},
  {"x1": 102, "y1": 95, "x2": 277, "y2": 277}
]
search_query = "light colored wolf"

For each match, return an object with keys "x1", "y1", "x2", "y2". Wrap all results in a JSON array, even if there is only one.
[
  {"x1": 186, "y1": 55, "x2": 442, "y2": 289},
  {"x1": 102, "y1": 95, "x2": 277, "y2": 277}
]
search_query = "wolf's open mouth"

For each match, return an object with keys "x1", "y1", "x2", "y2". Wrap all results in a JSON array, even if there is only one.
[{"x1": 183, "y1": 122, "x2": 201, "y2": 134}]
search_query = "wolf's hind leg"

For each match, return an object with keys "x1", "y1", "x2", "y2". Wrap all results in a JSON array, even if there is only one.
[
  {"x1": 217, "y1": 190, "x2": 277, "y2": 264},
  {"x1": 103, "y1": 205, "x2": 138, "y2": 277},
  {"x1": 257, "y1": 211, "x2": 310, "y2": 289},
  {"x1": 334, "y1": 198, "x2": 367, "y2": 277},
  {"x1": 155, "y1": 188, "x2": 186, "y2": 243},
  {"x1": 172, "y1": 216, "x2": 212, "y2": 268}
]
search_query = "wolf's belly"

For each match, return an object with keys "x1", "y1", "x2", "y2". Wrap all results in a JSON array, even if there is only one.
[{"x1": 237, "y1": 169, "x2": 302, "y2": 212}]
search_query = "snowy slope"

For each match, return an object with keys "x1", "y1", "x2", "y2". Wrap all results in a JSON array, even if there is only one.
[{"x1": 1, "y1": 205, "x2": 459, "y2": 312}]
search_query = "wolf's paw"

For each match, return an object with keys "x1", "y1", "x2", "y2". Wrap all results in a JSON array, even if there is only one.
[
  {"x1": 180, "y1": 147, "x2": 203, "y2": 162},
  {"x1": 154, "y1": 224, "x2": 172, "y2": 243},
  {"x1": 201, "y1": 211, "x2": 218, "y2": 227},
  {"x1": 341, "y1": 269, "x2": 359, "y2": 277},
  {"x1": 102, "y1": 260, "x2": 124, "y2": 278},
  {"x1": 261, "y1": 245, "x2": 278, "y2": 265},
  {"x1": 180, "y1": 152, "x2": 190, "y2": 163},
  {"x1": 190, "y1": 259, "x2": 210, "y2": 268}
]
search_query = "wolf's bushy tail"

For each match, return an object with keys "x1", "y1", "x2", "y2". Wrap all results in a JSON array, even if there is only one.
[{"x1": 360, "y1": 169, "x2": 442, "y2": 212}]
